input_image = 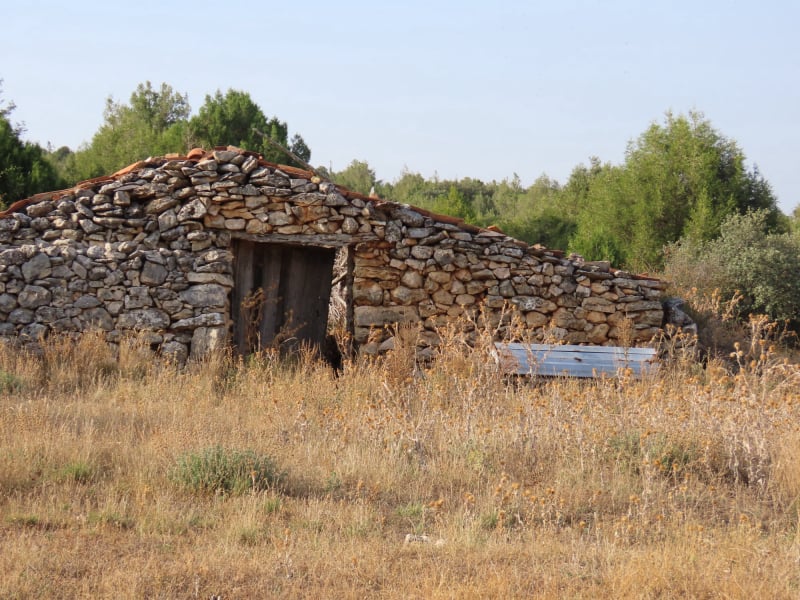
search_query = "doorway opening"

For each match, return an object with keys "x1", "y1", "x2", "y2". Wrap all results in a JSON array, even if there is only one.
[{"x1": 232, "y1": 240, "x2": 342, "y2": 358}]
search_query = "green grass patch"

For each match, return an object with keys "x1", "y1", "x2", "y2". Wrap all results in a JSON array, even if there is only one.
[{"x1": 172, "y1": 446, "x2": 284, "y2": 496}]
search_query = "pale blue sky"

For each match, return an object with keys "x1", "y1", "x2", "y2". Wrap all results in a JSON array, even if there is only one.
[{"x1": 2, "y1": 0, "x2": 798, "y2": 213}]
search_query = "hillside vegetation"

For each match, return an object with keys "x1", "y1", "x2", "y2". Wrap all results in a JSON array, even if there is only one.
[{"x1": 1, "y1": 318, "x2": 799, "y2": 598}]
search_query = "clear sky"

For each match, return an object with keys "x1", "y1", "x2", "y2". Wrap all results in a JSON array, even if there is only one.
[{"x1": 2, "y1": 0, "x2": 798, "y2": 213}]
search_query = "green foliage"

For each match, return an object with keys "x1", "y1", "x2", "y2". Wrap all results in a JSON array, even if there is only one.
[
  {"x1": 56, "y1": 461, "x2": 95, "y2": 484},
  {"x1": 665, "y1": 210, "x2": 800, "y2": 325},
  {"x1": 64, "y1": 81, "x2": 191, "y2": 181},
  {"x1": 0, "y1": 369, "x2": 22, "y2": 394},
  {"x1": 332, "y1": 159, "x2": 376, "y2": 195},
  {"x1": 0, "y1": 82, "x2": 63, "y2": 207},
  {"x1": 52, "y1": 83, "x2": 312, "y2": 185},
  {"x1": 432, "y1": 185, "x2": 475, "y2": 222},
  {"x1": 189, "y1": 89, "x2": 310, "y2": 166},
  {"x1": 172, "y1": 446, "x2": 283, "y2": 495},
  {"x1": 570, "y1": 112, "x2": 780, "y2": 270}
]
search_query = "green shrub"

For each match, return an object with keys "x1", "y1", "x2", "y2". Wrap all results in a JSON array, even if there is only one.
[
  {"x1": 56, "y1": 461, "x2": 95, "y2": 484},
  {"x1": 665, "y1": 210, "x2": 800, "y2": 327},
  {"x1": 0, "y1": 370, "x2": 22, "y2": 393},
  {"x1": 172, "y1": 446, "x2": 283, "y2": 495}
]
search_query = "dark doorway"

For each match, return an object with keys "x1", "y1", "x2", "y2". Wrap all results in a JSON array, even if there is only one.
[{"x1": 232, "y1": 240, "x2": 336, "y2": 355}]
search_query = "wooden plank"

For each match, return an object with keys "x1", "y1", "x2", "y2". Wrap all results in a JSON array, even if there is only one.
[
  {"x1": 494, "y1": 343, "x2": 659, "y2": 379},
  {"x1": 281, "y1": 246, "x2": 335, "y2": 350},
  {"x1": 230, "y1": 232, "x2": 378, "y2": 247},
  {"x1": 232, "y1": 240, "x2": 254, "y2": 354},
  {"x1": 258, "y1": 244, "x2": 284, "y2": 347}
]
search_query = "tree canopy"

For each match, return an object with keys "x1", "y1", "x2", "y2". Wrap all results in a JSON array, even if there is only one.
[
  {"x1": 188, "y1": 89, "x2": 310, "y2": 166},
  {"x1": 54, "y1": 82, "x2": 312, "y2": 185},
  {"x1": 0, "y1": 82, "x2": 62, "y2": 208},
  {"x1": 569, "y1": 112, "x2": 780, "y2": 270}
]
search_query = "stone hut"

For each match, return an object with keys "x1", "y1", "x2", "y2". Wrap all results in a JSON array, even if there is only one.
[{"x1": 0, "y1": 147, "x2": 666, "y2": 362}]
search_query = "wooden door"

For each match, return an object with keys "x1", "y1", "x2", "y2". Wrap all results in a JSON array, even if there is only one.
[{"x1": 233, "y1": 241, "x2": 335, "y2": 354}]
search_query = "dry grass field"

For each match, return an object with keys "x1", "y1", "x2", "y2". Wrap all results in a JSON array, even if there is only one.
[{"x1": 1, "y1": 320, "x2": 800, "y2": 598}]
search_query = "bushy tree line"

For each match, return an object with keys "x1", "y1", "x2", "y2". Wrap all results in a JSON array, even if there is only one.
[{"x1": 48, "y1": 82, "x2": 312, "y2": 185}]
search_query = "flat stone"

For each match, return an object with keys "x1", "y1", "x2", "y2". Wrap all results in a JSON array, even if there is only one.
[
  {"x1": 145, "y1": 197, "x2": 179, "y2": 214},
  {"x1": 582, "y1": 297, "x2": 616, "y2": 313},
  {"x1": 186, "y1": 272, "x2": 234, "y2": 286},
  {"x1": 172, "y1": 313, "x2": 226, "y2": 330},
  {"x1": 22, "y1": 253, "x2": 51, "y2": 281},
  {"x1": 354, "y1": 305, "x2": 419, "y2": 328},
  {"x1": 117, "y1": 308, "x2": 170, "y2": 330},
  {"x1": 179, "y1": 284, "x2": 228, "y2": 308},
  {"x1": 75, "y1": 295, "x2": 102, "y2": 309},
  {"x1": 18, "y1": 285, "x2": 51, "y2": 309},
  {"x1": 141, "y1": 261, "x2": 168, "y2": 286}
]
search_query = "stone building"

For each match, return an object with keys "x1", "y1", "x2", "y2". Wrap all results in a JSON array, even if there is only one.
[{"x1": 0, "y1": 147, "x2": 666, "y2": 362}]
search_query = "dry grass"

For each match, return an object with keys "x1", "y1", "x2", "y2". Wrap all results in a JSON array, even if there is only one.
[{"x1": 1, "y1": 325, "x2": 800, "y2": 599}]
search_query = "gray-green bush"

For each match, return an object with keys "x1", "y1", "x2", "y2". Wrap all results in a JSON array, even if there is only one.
[
  {"x1": 172, "y1": 446, "x2": 283, "y2": 495},
  {"x1": 665, "y1": 209, "x2": 800, "y2": 327}
]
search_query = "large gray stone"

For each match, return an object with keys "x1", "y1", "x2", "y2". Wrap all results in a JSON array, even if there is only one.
[
  {"x1": 190, "y1": 326, "x2": 228, "y2": 358},
  {"x1": 8, "y1": 308, "x2": 34, "y2": 324},
  {"x1": 177, "y1": 198, "x2": 208, "y2": 221},
  {"x1": 21, "y1": 253, "x2": 51, "y2": 281},
  {"x1": 180, "y1": 284, "x2": 228, "y2": 307},
  {"x1": 354, "y1": 305, "x2": 419, "y2": 328},
  {"x1": 82, "y1": 307, "x2": 114, "y2": 331},
  {"x1": 141, "y1": 261, "x2": 168, "y2": 286},
  {"x1": 0, "y1": 248, "x2": 25, "y2": 265},
  {"x1": 161, "y1": 340, "x2": 189, "y2": 364},
  {"x1": 18, "y1": 285, "x2": 51, "y2": 309},
  {"x1": 0, "y1": 293, "x2": 18, "y2": 312},
  {"x1": 391, "y1": 286, "x2": 429, "y2": 305},
  {"x1": 117, "y1": 308, "x2": 170, "y2": 330}
]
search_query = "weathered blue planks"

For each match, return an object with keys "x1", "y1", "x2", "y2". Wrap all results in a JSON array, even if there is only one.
[{"x1": 493, "y1": 342, "x2": 659, "y2": 379}]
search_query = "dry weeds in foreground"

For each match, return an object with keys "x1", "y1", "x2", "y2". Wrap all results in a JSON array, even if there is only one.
[{"x1": 1, "y1": 328, "x2": 799, "y2": 598}]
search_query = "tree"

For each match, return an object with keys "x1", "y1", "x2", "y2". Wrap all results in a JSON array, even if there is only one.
[
  {"x1": 0, "y1": 83, "x2": 62, "y2": 208},
  {"x1": 432, "y1": 184, "x2": 475, "y2": 222},
  {"x1": 569, "y1": 112, "x2": 780, "y2": 270},
  {"x1": 67, "y1": 82, "x2": 191, "y2": 181},
  {"x1": 333, "y1": 160, "x2": 376, "y2": 195},
  {"x1": 189, "y1": 89, "x2": 311, "y2": 166}
]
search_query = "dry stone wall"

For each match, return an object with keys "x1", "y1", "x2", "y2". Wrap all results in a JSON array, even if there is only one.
[{"x1": 0, "y1": 148, "x2": 666, "y2": 359}]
